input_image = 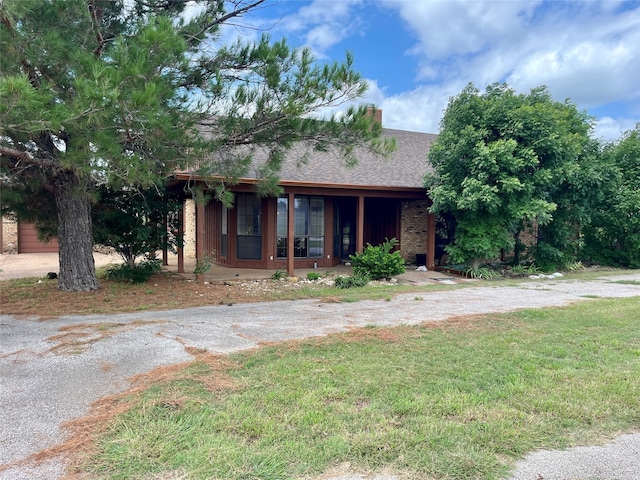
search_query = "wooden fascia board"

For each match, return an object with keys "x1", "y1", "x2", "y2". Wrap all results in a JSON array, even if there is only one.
[{"x1": 172, "y1": 173, "x2": 429, "y2": 199}]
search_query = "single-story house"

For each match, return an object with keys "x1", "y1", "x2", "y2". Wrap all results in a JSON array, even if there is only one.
[
  {"x1": 0, "y1": 217, "x2": 59, "y2": 254},
  {"x1": 172, "y1": 111, "x2": 439, "y2": 276}
]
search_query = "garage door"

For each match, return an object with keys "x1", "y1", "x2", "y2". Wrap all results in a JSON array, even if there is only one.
[{"x1": 17, "y1": 223, "x2": 59, "y2": 253}]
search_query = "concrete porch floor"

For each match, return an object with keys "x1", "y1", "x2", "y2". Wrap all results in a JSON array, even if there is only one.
[{"x1": 162, "y1": 254, "x2": 459, "y2": 285}]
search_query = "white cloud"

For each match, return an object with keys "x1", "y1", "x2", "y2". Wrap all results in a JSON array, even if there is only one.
[
  {"x1": 374, "y1": 0, "x2": 640, "y2": 139},
  {"x1": 387, "y1": 0, "x2": 541, "y2": 59},
  {"x1": 209, "y1": 0, "x2": 638, "y2": 141},
  {"x1": 593, "y1": 117, "x2": 638, "y2": 141},
  {"x1": 277, "y1": 0, "x2": 365, "y2": 56},
  {"x1": 366, "y1": 83, "x2": 462, "y2": 134},
  {"x1": 508, "y1": 40, "x2": 639, "y2": 107}
]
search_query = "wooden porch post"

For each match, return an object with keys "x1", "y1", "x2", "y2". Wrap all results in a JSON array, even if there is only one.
[
  {"x1": 287, "y1": 192, "x2": 295, "y2": 276},
  {"x1": 162, "y1": 210, "x2": 168, "y2": 266},
  {"x1": 426, "y1": 212, "x2": 436, "y2": 270},
  {"x1": 356, "y1": 195, "x2": 364, "y2": 253},
  {"x1": 195, "y1": 202, "x2": 205, "y2": 281},
  {"x1": 177, "y1": 204, "x2": 185, "y2": 274}
]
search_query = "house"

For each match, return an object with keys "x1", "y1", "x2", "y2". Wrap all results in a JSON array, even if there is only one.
[
  {"x1": 0, "y1": 217, "x2": 59, "y2": 254},
  {"x1": 172, "y1": 111, "x2": 439, "y2": 276}
]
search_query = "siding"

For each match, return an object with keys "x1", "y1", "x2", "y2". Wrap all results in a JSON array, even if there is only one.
[{"x1": 17, "y1": 223, "x2": 59, "y2": 253}]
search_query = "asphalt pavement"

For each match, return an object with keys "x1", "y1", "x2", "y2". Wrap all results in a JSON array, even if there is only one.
[{"x1": 1, "y1": 254, "x2": 639, "y2": 480}]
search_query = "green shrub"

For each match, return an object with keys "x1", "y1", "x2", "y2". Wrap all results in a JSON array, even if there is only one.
[
  {"x1": 306, "y1": 272, "x2": 321, "y2": 281},
  {"x1": 510, "y1": 263, "x2": 540, "y2": 276},
  {"x1": 466, "y1": 266, "x2": 501, "y2": 280},
  {"x1": 193, "y1": 253, "x2": 214, "y2": 275},
  {"x1": 562, "y1": 260, "x2": 585, "y2": 272},
  {"x1": 350, "y1": 238, "x2": 405, "y2": 280},
  {"x1": 334, "y1": 273, "x2": 370, "y2": 289},
  {"x1": 105, "y1": 258, "x2": 162, "y2": 284},
  {"x1": 271, "y1": 270, "x2": 288, "y2": 280}
]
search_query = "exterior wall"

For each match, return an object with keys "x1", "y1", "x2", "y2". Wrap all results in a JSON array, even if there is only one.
[
  {"x1": 17, "y1": 222, "x2": 59, "y2": 253},
  {"x1": 400, "y1": 199, "x2": 429, "y2": 264},
  {"x1": 183, "y1": 199, "x2": 196, "y2": 259},
  {"x1": 2, "y1": 216, "x2": 18, "y2": 254},
  {"x1": 183, "y1": 182, "x2": 432, "y2": 270}
]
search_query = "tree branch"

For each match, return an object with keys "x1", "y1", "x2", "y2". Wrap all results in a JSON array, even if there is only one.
[
  {"x1": 0, "y1": 9, "x2": 41, "y2": 88},
  {"x1": 88, "y1": 0, "x2": 107, "y2": 58},
  {"x1": 0, "y1": 145, "x2": 36, "y2": 164},
  {"x1": 187, "y1": 0, "x2": 267, "y2": 43}
]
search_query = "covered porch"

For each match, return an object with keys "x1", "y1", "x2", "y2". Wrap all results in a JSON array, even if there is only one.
[{"x1": 170, "y1": 183, "x2": 437, "y2": 278}]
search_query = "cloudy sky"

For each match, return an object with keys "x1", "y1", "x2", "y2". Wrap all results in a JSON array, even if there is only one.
[{"x1": 227, "y1": 0, "x2": 639, "y2": 141}]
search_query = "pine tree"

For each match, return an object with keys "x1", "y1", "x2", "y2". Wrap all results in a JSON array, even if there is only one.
[{"x1": 0, "y1": 0, "x2": 392, "y2": 291}]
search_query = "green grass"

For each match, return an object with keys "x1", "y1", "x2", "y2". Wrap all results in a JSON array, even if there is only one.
[
  {"x1": 613, "y1": 280, "x2": 640, "y2": 286},
  {"x1": 267, "y1": 281, "x2": 457, "y2": 303},
  {"x1": 79, "y1": 297, "x2": 640, "y2": 480}
]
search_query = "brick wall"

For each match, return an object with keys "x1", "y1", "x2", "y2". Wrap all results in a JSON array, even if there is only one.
[
  {"x1": 183, "y1": 199, "x2": 196, "y2": 258},
  {"x1": 1, "y1": 216, "x2": 18, "y2": 254},
  {"x1": 400, "y1": 199, "x2": 429, "y2": 263}
]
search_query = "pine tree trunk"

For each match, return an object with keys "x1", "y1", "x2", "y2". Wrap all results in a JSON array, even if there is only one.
[{"x1": 55, "y1": 170, "x2": 100, "y2": 291}]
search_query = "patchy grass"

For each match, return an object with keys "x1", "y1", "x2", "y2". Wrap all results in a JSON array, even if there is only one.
[
  {"x1": 483, "y1": 267, "x2": 638, "y2": 288},
  {"x1": 2, "y1": 267, "x2": 634, "y2": 319},
  {"x1": 68, "y1": 297, "x2": 640, "y2": 480},
  {"x1": 0, "y1": 273, "x2": 455, "y2": 319}
]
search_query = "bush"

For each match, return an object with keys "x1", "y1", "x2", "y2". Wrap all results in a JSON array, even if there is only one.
[
  {"x1": 350, "y1": 238, "x2": 406, "y2": 280},
  {"x1": 270, "y1": 270, "x2": 288, "y2": 280},
  {"x1": 466, "y1": 265, "x2": 501, "y2": 280},
  {"x1": 306, "y1": 272, "x2": 321, "y2": 281},
  {"x1": 334, "y1": 273, "x2": 370, "y2": 289},
  {"x1": 105, "y1": 258, "x2": 162, "y2": 284}
]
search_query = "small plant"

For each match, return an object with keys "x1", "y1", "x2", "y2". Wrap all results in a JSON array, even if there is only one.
[
  {"x1": 306, "y1": 272, "x2": 321, "y2": 281},
  {"x1": 563, "y1": 261, "x2": 585, "y2": 272},
  {"x1": 105, "y1": 258, "x2": 162, "y2": 284},
  {"x1": 334, "y1": 273, "x2": 370, "y2": 289},
  {"x1": 466, "y1": 265, "x2": 501, "y2": 280},
  {"x1": 350, "y1": 238, "x2": 405, "y2": 280},
  {"x1": 271, "y1": 270, "x2": 288, "y2": 280},
  {"x1": 193, "y1": 253, "x2": 215, "y2": 275},
  {"x1": 510, "y1": 263, "x2": 540, "y2": 276}
]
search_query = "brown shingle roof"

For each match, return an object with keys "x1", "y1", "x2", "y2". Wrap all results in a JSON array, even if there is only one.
[
  {"x1": 181, "y1": 127, "x2": 437, "y2": 190},
  {"x1": 274, "y1": 128, "x2": 437, "y2": 189}
]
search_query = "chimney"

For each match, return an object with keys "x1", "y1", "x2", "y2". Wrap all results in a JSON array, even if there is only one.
[{"x1": 366, "y1": 105, "x2": 382, "y2": 125}]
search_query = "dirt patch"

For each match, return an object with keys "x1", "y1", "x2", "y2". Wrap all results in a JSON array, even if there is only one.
[
  {"x1": 0, "y1": 272, "x2": 316, "y2": 319},
  {"x1": 46, "y1": 320, "x2": 167, "y2": 355}
]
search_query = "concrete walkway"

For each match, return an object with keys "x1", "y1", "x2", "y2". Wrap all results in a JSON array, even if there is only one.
[{"x1": 1, "y1": 256, "x2": 639, "y2": 479}]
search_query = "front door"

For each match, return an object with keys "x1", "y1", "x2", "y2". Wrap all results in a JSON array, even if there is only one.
[{"x1": 334, "y1": 198, "x2": 356, "y2": 261}]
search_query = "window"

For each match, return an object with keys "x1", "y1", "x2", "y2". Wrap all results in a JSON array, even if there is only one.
[
  {"x1": 277, "y1": 196, "x2": 324, "y2": 258},
  {"x1": 237, "y1": 194, "x2": 261, "y2": 259},
  {"x1": 221, "y1": 204, "x2": 227, "y2": 257},
  {"x1": 276, "y1": 197, "x2": 288, "y2": 258}
]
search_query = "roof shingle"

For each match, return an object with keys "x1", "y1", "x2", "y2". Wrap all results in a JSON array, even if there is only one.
[{"x1": 256, "y1": 128, "x2": 437, "y2": 189}]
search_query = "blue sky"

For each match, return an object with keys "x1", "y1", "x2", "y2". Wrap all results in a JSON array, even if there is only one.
[{"x1": 225, "y1": 0, "x2": 639, "y2": 141}]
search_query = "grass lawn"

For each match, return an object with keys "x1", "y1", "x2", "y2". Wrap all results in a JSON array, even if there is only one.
[{"x1": 72, "y1": 296, "x2": 640, "y2": 480}]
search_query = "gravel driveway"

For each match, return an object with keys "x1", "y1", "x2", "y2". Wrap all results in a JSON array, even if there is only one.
[{"x1": 1, "y1": 272, "x2": 639, "y2": 479}]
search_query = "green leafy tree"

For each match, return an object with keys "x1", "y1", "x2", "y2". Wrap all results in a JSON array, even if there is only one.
[
  {"x1": 92, "y1": 185, "x2": 182, "y2": 268},
  {"x1": 0, "y1": 0, "x2": 393, "y2": 291},
  {"x1": 425, "y1": 83, "x2": 595, "y2": 270},
  {"x1": 583, "y1": 125, "x2": 640, "y2": 268}
]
